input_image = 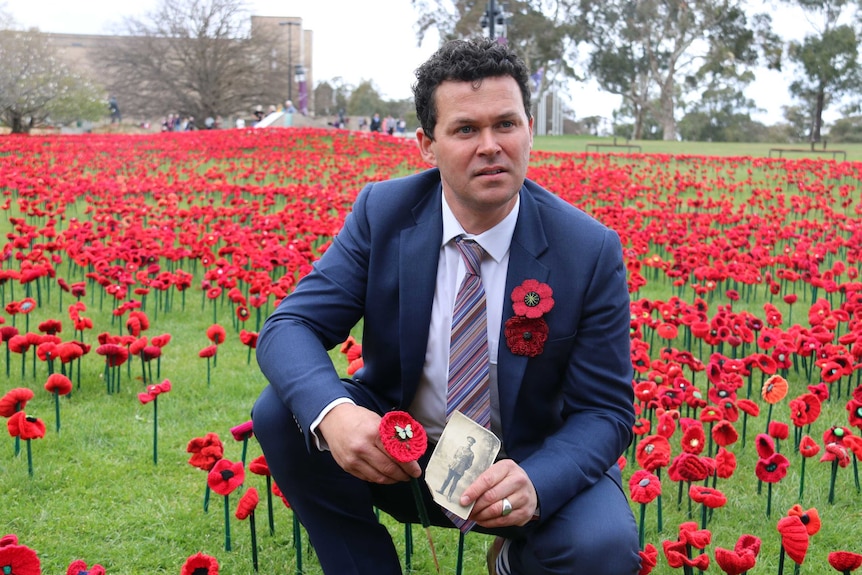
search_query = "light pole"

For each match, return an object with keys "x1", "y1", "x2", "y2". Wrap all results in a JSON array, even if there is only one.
[
  {"x1": 278, "y1": 21, "x2": 301, "y2": 104},
  {"x1": 480, "y1": 1, "x2": 507, "y2": 42}
]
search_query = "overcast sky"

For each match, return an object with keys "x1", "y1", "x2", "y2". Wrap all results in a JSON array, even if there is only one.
[{"x1": 4, "y1": 0, "x2": 837, "y2": 125}]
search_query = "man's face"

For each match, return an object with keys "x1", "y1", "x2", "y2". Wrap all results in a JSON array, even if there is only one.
[{"x1": 416, "y1": 76, "x2": 533, "y2": 234}]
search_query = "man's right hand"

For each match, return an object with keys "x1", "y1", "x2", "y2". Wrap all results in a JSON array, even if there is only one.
[{"x1": 318, "y1": 403, "x2": 421, "y2": 484}]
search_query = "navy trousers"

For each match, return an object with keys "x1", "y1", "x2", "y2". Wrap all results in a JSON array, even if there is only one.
[{"x1": 252, "y1": 383, "x2": 641, "y2": 575}]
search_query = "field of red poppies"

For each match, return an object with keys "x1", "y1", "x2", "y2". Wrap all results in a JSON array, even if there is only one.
[{"x1": 1, "y1": 128, "x2": 861, "y2": 574}]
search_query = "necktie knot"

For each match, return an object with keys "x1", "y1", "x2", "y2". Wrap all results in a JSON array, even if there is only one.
[{"x1": 455, "y1": 237, "x2": 484, "y2": 277}]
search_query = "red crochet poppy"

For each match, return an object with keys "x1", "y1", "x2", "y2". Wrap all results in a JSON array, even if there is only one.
[
  {"x1": 755, "y1": 433, "x2": 776, "y2": 458},
  {"x1": 6, "y1": 411, "x2": 46, "y2": 440},
  {"x1": 711, "y1": 420, "x2": 739, "y2": 447},
  {"x1": 44, "y1": 373, "x2": 73, "y2": 396},
  {"x1": 681, "y1": 423, "x2": 706, "y2": 454},
  {"x1": 678, "y1": 521, "x2": 712, "y2": 549},
  {"x1": 668, "y1": 452, "x2": 711, "y2": 482},
  {"x1": 634, "y1": 380, "x2": 658, "y2": 403},
  {"x1": 187, "y1": 432, "x2": 224, "y2": 471},
  {"x1": 137, "y1": 379, "x2": 171, "y2": 404},
  {"x1": 272, "y1": 482, "x2": 290, "y2": 508},
  {"x1": 510, "y1": 279, "x2": 554, "y2": 319},
  {"x1": 504, "y1": 316, "x2": 549, "y2": 357},
  {"x1": 235, "y1": 486, "x2": 259, "y2": 520},
  {"x1": 755, "y1": 453, "x2": 790, "y2": 483},
  {"x1": 821, "y1": 443, "x2": 851, "y2": 467},
  {"x1": 180, "y1": 552, "x2": 219, "y2": 575},
  {"x1": 206, "y1": 324, "x2": 227, "y2": 345},
  {"x1": 844, "y1": 435, "x2": 862, "y2": 460},
  {"x1": 656, "y1": 322, "x2": 679, "y2": 340},
  {"x1": 628, "y1": 469, "x2": 661, "y2": 504},
  {"x1": 637, "y1": 543, "x2": 657, "y2": 575},
  {"x1": 798, "y1": 435, "x2": 821, "y2": 458},
  {"x1": 776, "y1": 515, "x2": 809, "y2": 565},
  {"x1": 95, "y1": 343, "x2": 128, "y2": 367},
  {"x1": 635, "y1": 435, "x2": 671, "y2": 472},
  {"x1": 714, "y1": 534, "x2": 761, "y2": 575},
  {"x1": 847, "y1": 398, "x2": 862, "y2": 428},
  {"x1": 823, "y1": 425, "x2": 852, "y2": 446},
  {"x1": 230, "y1": 420, "x2": 254, "y2": 441},
  {"x1": 654, "y1": 410, "x2": 678, "y2": 438},
  {"x1": 828, "y1": 551, "x2": 862, "y2": 573},
  {"x1": 689, "y1": 485, "x2": 727, "y2": 508},
  {"x1": 790, "y1": 393, "x2": 822, "y2": 427},
  {"x1": 248, "y1": 454, "x2": 270, "y2": 476},
  {"x1": 736, "y1": 398, "x2": 760, "y2": 417},
  {"x1": 0, "y1": 540, "x2": 41, "y2": 575},
  {"x1": 207, "y1": 458, "x2": 245, "y2": 496},
  {"x1": 378, "y1": 411, "x2": 427, "y2": 463},
  {"x1": 0, "y1": 387, "x2": 35, "y2": 417},
  {"x1": 715, "y1": 447, "x2": 737, "y2": 479},
  {"x1": 787, "y1": 504, "x2": 821, "y2": 536},
  {"x1": 67, "y1": 559, "x2": 106, "y2": 575},
  {"x1": 199, "y1": 345, "x2": 218, "y2": 358},
  {"x1": 768, "y1": 420, "x2": 790, "y2": 440},
  {"x1": 239, "y1": 329, "x2": 258, "y2": 349},
  {"x1": 662, "y1": 539, "x2": 710, "y2": 570}
]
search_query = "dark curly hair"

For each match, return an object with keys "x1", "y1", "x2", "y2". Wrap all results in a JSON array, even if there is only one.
[{"x1": 412, "y1": 38, "x2": 532, "y2": 140}]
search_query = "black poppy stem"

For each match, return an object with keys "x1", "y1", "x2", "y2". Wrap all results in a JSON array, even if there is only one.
[
  {"x1": 292, "y1": 511, "x2": 303, "y2": 574},
  {"x1": 828, "y1": 459, "x2": 838, "y2": 504},
  {"x1": 777, "y1": 545, "x2": 787, "y2": 575},
  {"x1": 248, "y1": 510, "x2": 259, "y2": 571},
  {"x1": 410, "y1": 477, "x2": 440, "y2": 573},
  {"x1": 224, "y1": 494, "x2": 232, "y2": 551}
]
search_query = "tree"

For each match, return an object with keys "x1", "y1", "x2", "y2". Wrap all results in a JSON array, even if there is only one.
[
  {"x1": 104, "y1": 0, "x2": 285, "y2": 123},
  {"x1": 0, "y1": 27, "x2": 106, "y2": 133},
  {"x1": 780, "y1": 0, "x2": 862, "y2": 142},
  {"x1": 346, "y1": 80, "x2": 387, "y2": 117},
  {"x1": 579, "y1": 0, "x2": 780, "y2": 141}
]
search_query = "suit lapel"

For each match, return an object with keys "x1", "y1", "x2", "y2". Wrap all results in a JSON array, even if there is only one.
[{"x1": 497, "y1": 188, "x2": 550, "y2": 439}]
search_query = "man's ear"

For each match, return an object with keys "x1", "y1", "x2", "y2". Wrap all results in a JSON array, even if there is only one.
[{"x1": 416, "y1": 128, "x2": 437, "y2": 166}]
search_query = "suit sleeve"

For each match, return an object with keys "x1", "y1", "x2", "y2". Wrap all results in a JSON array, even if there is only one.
[
  {"x1": 255, "y1": 183, "x2": 373, "y2": 445},
  {"x1": 518, "y1": 226, "x2": 634, "y2": 518}
]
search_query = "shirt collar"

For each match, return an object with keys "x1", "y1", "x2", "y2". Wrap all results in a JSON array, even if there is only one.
[{"x1": 441, "y1": 190, "x2": 520, "y2": 264}]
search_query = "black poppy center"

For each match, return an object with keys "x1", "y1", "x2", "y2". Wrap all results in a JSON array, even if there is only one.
[
  {"x1": 193, "y1": 568, "x2": 209, "y2": 575},
  {"x1": 766, "y1": 463, "x2": 777, "y2": 472},
  {"x1": 522, "y1": 331, "x2": 532, "y2": 341},
  {"x1": 220, "y1": 470, "x2": 234, "y2": 480},
  {"x1": 523, "y1": 291, "x2": 540, "y2": 307}
]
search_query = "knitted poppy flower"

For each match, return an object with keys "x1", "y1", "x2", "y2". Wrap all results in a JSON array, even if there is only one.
[
  {"x1": 736, "y1": 398, "x2": 760, "y2": 417},
  {"x1": 656, "y1": 322, "x2": 679, "y2": 340},
  {"x1": 678, "y1": 521, "x2": 712, "y2": 550},
  {"x1": 824, "y1": 425, "x2": 852, "y2": 446},
  {"x1": 787, "y1": 505, "x2": 821, "y2": 536},
  {"x1": 230, "y1": 420, "x2": 254, "y2": 442},
  {"x1": 510, "y1": 279, "x2": 554, "y2": 319},
  {"x1": 0, "y1": 539, "x2": 40, "y2": 575},
  {"x1": 755, "y1": 433, "x2": 776, "y2": 458},
  {"x1": 776, "y1": 515, "x2": 809, "y2": 565},
  {"x1": 634, "y1": 380, "x2": 658, "y2": 403},
  {"x1": 768, "y1": 420, "x2": 790, "y2": 441},
  {"x1": 821, "y1": 442, "x2": 851, "y2": 467},
  {"x1": 681, "y1": 423, "x2": 706, "y2": 454},
  {"x1": 180, "y1": 552, "x2": 219, "y2": 575},
  {"x1": 847, "y1": 398, "x2": 862, "y2": 429},
  {"x1": 235, "y1": 486, "x2": 259, "y2": 520},
  {"x1": 715, "y1": 447, "x2": 737, "y2": 479},
  {"x1": 208, "y1": 458, "x2": 245, "y2": 496},
  {"x1": 844, "y1": 435, "x2": 862, "y2": 460},
  {"x1": 137, "y1": 379, "x2": 171, "y2": 404},
  {"x1": 637, "y1": 543, "x2": 658, "y2": 575},
  {"x1": 67, "y1": 559, "x2": 106, "y2": 575},
  {"x1": 689, "y1": 485, "x2": 726, "y2": 509},
  {"x1": 199, "y1": 344, "x2": 218, "y2": 358},
  {"x1": 504, "y1": 316, "x2": 549, "y2": 357},
  {"x1": 662, "y1": 539, "x2": 710, "y2": 570},
  {"x1": 239, "y1": 329, "x2": 258, "y2": 349},
  {"x1": 6, "y1": 411, "x2": 46, "y2": 440},
  {"x1": 187, "y1": 432, "x2": 224, "y2": 470},
  {"x1": 829, "y1": 551, "x2": 862, "y2": 573},
  {"x1": 44, "y1": 373, "x2": 73, "y2": 395},
  {"x1": 796, "y1": 435, "x2": 819, "y2": 459},
  {"x1": 248, "y1": 454, "x2": 270, "y2": 476},
  {"x1": 632, "y1": 417, "x2": 651, "y2": 436},
  {"x1": 790, "y1": 393, "x2": 822, "y2": 427},
  {"x1": 755, "y1": 452, "x2": 790, "y2": 483},
  {"x1": 378, "y1": 411, "x2": 427, "y2": 463},
  {"x1": 712, "y1": 420, "x2": 739, "y2": 447},
  {"x1": 668, "y1": 452, "x2": 711, "y2": 482},
  {"x1": 762, "y1": 374, "x2": 789, "y2": 404},
  {"x1": 635, "y1": 435, "x2": 671, "y2": 472},
  {"x1": 714, "y1": 534, "x2": 761, "y2": 575},
  {"x1": 0, "y1": 387, "x2": 34, "y2": 417},
  {"x1": 655, "y1": 410, "x2": 678, "y2": 438},
  {"x1": 206, "y1": 324, "x2": 227, "y2": 345},
  {"x1": 629, "y1": 469, "x2": 662, "y2": 504}
]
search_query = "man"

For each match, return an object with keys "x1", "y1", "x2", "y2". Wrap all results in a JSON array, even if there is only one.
[
  {"x1": 253, "y1": 38, "x2": 640, "y2": 574},
  {"x1": 438, "y1": 436, "x2": 476, "y2": 501}
]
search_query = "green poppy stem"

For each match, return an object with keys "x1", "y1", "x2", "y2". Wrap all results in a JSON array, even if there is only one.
[
  {"x1": 153, "y1": 396, "x2": 158, "y2": 465},
  {"x1": 249, "y1": 510, "x2": 258, "y2": 571},
  {"x1": 26, "y1": 438, "x2": 33, "y2": 477},
  {"x1": 778, "y1": 545, "x2": 786, "y2": 575},
  {"x1": 456, "y1": 531, "x2": 465, "y2": 575},
  {"x1": 409, "y1": 477, "x2": 438, "y2": 572},
  {"x1": 265, "y1": 475, "x2": 274, "y2": 535},
  {"x1": 224, "y1": 494, "x2": 232, "y2": 551},
  {"x1": 53, "y1": 390, "x2": 61, "y2": 433},
  {"x1": 766, "y1": 482, "x2": 772, "y2": 518},
  {"x1": 404, "y1": 523, "x2": 413, "y2": 571},
  {"x1": 293, "y1": 511, "x2": 302, "y2": 574},
  {"x1": 204, "y1": 483, "x2": 211, "y2": 513},
  {"x1": 828, "y1": 459, "x2": 838, "y2": 504},
  {"x1": 798, "y1": 457, "x2": 807, "y2": 501}
]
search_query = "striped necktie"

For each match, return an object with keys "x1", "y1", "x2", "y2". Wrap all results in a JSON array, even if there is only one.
[{"x1": 445, "y1": 236, "x2": 490, "y2": 533}]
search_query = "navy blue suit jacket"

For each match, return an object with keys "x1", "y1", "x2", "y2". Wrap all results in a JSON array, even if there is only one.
[{"x1": 256, "y1": 168, "x2": 634, "y2": 521}]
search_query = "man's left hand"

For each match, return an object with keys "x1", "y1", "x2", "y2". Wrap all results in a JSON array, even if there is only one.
[{"x1": 459, "y1": 459, "x2": 538, "y2": 527}]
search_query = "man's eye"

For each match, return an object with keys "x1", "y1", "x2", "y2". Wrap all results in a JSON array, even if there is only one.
[{"x1": 458, "y1": 126, "x2": 474, "y2": 134}]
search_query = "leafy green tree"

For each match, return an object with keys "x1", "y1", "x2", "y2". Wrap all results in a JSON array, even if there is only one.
[
  {"x1": 780, "y1": 0, "x2": 862, "y2": 142},
  {"x1": 579, "y1": 0, "x2": 779, "y2": 141},
  {"x1": 0, "y1": 27, "x2": 106, "y2": 133},
  {"x1": 346, "y1": 80, "x2": 386, "y2": 117}
]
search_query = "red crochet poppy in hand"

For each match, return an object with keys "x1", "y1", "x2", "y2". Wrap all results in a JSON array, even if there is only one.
[
  {"x1": 0, "y1": 387, "x2": 35, "y2": 417},
  {"x1": 180, "y1": 552, "x2": 219, "y2": 575},
  {"x1": 829, "y1": 551, "x2": 862, "y2": 573},
  {"x1": 207, "y1": 458, "x2": 245, "y2": 496},
  {"x1": 378, "y1": 411, "x2": 427, "y2": 463},
  {"x1": 0, "y1": 539, "x2": 41, "y2": 575},
  {"x1": 504, "y1": 316, "x2": 549, "y2": 357},
  {"x1": 187, "y1": 432, "x2": 224, "y2": 471},
  {"x1": 510, "y1": 279, "x2": 554, "y2": 319},
  {"x1": 67, "y1": 559, "x2": 106, "y2": 575},
  {"x1": 6, "y1": 412, "x2": 46, "y2": 440},
  {"x1": 235, "y1": 487, "x2": 259, "y2": 520}
]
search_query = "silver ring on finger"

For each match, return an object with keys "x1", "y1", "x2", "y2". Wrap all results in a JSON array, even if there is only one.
[{"x1": 501, "y1": 497, "x2": 513, "y2": 517}]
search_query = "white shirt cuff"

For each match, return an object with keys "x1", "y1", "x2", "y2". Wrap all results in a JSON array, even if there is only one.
[{"x1": 309, "y1": 397, "x2": 356, "y2": 451}]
